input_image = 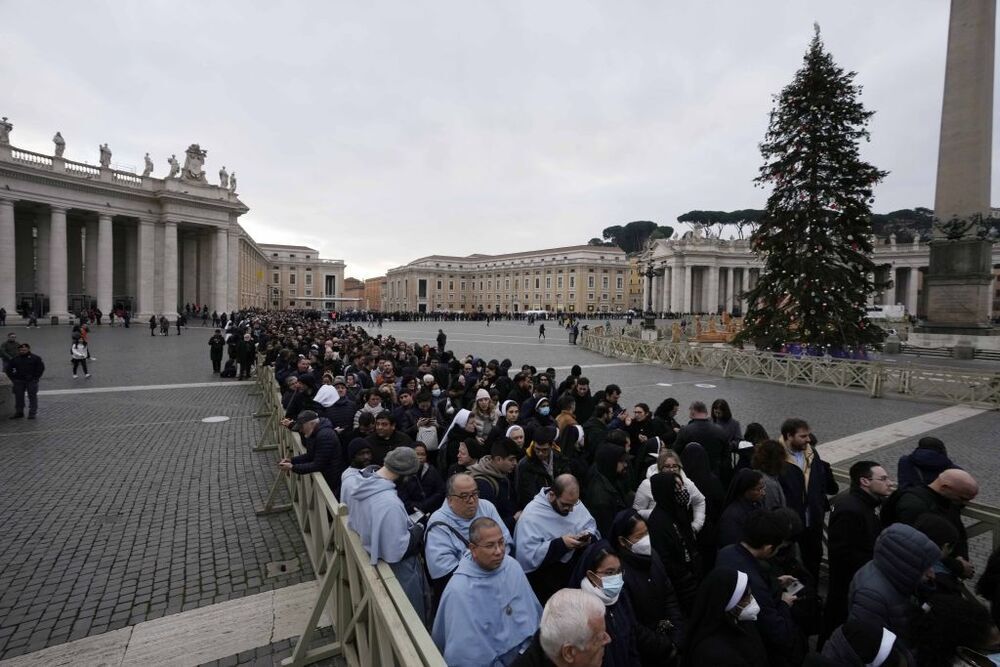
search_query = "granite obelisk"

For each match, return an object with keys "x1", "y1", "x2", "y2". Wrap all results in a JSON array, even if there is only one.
[{"x1": 920, "y1": 0, "x2": 996, "y2": 335}]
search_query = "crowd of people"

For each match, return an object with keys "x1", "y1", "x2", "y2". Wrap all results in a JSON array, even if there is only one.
[{"x1": 216, "y1": 310, "x2": 1000, "y2": 666}]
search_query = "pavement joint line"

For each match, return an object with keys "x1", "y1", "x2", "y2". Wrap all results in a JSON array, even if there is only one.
[
  {"x1": 38, "y1": 381, "x2": 254, "y2": 396},
  {"x1": 0, "y1": 581, "x2": 329, "y2": 667},
  {"x1": 816, "y1": 404, "x2": 986, "y2": 466},
  {"x1": 0, "y1": 415, "x2": 253, "y2": 437}
]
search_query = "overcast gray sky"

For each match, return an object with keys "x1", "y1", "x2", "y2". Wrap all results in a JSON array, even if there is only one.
[{"x1": 3, "y1": 1, "x2": 997, "y2": 278}]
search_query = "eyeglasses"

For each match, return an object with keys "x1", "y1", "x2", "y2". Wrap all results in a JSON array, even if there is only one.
[
  {"x1": 450, "y1": 492, "x2": 479, "y2": 502},
  {"x1": 472, "y1": 538, "x2": 506, "y2": 551}
]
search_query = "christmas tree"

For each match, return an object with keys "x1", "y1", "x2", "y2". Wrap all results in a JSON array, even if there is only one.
[{"x1": 734, "y1": 26, "x2": 888, "y2": 353}]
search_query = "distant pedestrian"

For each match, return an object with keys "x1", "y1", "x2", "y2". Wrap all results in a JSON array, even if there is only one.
[
  {"x1": 538, "y1": 323, "x2": 545, "y2": 341},
  {"x1": 1, "y1": 332, "x2": 17, "y2": 372},
  {"x1": 176, "y1": 314, "x2": 184, "y2": 335},
  {"x1": 71, "y1": 340, "x2": 91, "y2": 378},
  {"x1": 201, "y1": 310, "x2": 208, "y2": 326},
  {"x1": 6, "y1": 342, "x2": 44, "y2": 419},
  {"x1": 208, "y1": 329, "x2": 226, "y2": 373},
  {"x1": 436, "y1": 329, "x2": 447, "y2": 352},
  {"x1": 0, "y1": 306, "x2": 6, "y2": 326},
  {"x1": 160, "y1": 316, "x2": 169, "y2": 336},
  {"x1": 149, "y1": 315, "x2": 157, "y2": 336}
]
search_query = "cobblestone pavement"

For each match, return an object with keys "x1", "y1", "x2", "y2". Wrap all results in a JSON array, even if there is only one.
[{"x1": 0, "y1": 370, "x2": 309, "y2": 659}]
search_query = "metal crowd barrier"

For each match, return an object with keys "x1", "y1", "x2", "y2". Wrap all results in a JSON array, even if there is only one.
[
  {"x1": 251, "y1": 359, "x2": 446, "y2": 667},
  {"x1": 581, "y1": 330, "x2": 1000, "y2": 409}
]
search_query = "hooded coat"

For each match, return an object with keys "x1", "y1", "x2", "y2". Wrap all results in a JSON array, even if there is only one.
[
  {"x1": 432, "y1": 554, "x2": 542, "y2": 667},
  {"x1": 847, "y1": 523, "x2": 941, "y2": 643},
  {"x1": 291, "y1": 417, "x2": 345, "y2": 497},
  {"x1": 896, "y1": 446, "x2": 957, "y2": 490},
  {"x1": 583, "y1": 444, "x2": 631, "y2": 538},
  {"x1": 646, "y1": 473, "x2": 701, "y2": 612}
]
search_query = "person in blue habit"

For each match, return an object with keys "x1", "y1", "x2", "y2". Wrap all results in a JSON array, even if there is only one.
[
  {"x1": 348, "y1": 446, "x2": 430, "y2": 625},
  {"x1": 513, "y1": 473, "x2": 599, "y2": 604},
  {"x1": 433, "y1": 518, "x2": 542, "y2": 666},
  {"x1": 424, "y1": 473, "x2": 513, "y2": 603}
]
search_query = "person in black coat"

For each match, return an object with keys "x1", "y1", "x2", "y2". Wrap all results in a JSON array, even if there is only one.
[
  {"x1": 679, "y1": 443, "x2": 725, "y2": 569},
  {"x1": 364, "y1": 410, "x2": 414, "y2": 466},
  {"x1": 208, "y1": 329, "x2": 226, "y2": 373},
  {"x1": 681, "y1": 567, "x2": 769, "y2": 667},
  {"x1": 716, "y1": 510, "x2": 805, "y2": 667},
  {"x1": 609, "y1": 509, "x2": 683, "y2": 666},
  {"x1": 646, "y1": 472, "x2": 702, "y2": 614},
  {"x1": 976, "y1": 546, "x2": 1000, "y2": 629},
  {"x1": 896, "y1": 436, "x2": 959, "y2": 489},
  {"x1": 398, "y1": 443, "x2": 446, "y2": 514},
  {"x1": 821, "y1": 460, "x2": 894, "y2": 644},
  {"x1": 777, "y1": 418, "x2": 839, "y2": 582},
  {"x1": 279, "y1": 411, "x2": 345, "y2": 497},
  {"x1": 673, "y1": 401, "x2": 733, "y2": 486},
  {"x1": 583, "y1": 444, "x2": 632, "y2": 538},
  {"x1": 717, "y1": 469, "x2": 767, "y2": 549},
  {"x1": 514, "y1": 426, "x2": 568, "y2": 511}
]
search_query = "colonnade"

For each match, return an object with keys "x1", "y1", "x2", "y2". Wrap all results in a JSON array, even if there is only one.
[
  {"x1": 642, "y1": 264, "x2": 760, "y2": 315},
  {"x1": 0, "y1": 198, "x2": 234, "y2": 321}
]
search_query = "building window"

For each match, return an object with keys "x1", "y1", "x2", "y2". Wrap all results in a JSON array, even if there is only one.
[
  {"x1": 545, "y1": 277, "x2": 551, "y2": 289},
  {"x1": 588, "y1": 293, "x2": 594, "y2": 301},
  {"x1": 272, "y1": 273, "x2": 279, "y2": 284},
  {"x1": 449, "y1": 280, "x2": 454, "y2": 290},
  {"x1": 306, "y1": 289, "x2": 312, "y2": 296},
  {"x1": 557, "y1": 276, "x2": 563, "y2": 289},
  {"x1": 436, "y1": 280, "x2": 442, "y2": 290},
  {"x1": 569, "y1": 276, "x2": 576, "y2": 288},
  {"x1": 289, "y1": 288, "x2": 296, "y2": 295},
  {"x1": 505, "y1": 278, "x2": 510, "y2": 290},
  {"x1": 305, "y1": 301, "x2": 312, "y2": 307},
  {"x1": 305, "y1": 274, "x2": 312, "y2": 285},
  {"x1": 272, "y1": 300, "x2": 279, "y2": 307},
  {"x1": 588, "y1": 276, "x2": 595, "y2": 288},
  {"x1": 602, "y1": 276, "x2": 609, "y2": 289},
  {"x1": 290, "y1": 254, "x2": 296, "y2": 258},
  {"x1": 569, "y1": 293, "x2": 575, "y2": 300},
  {"x1": 602, "y1": 293, "x2": 608, "y2": 300},
  {"x1": 617, "y1": 276, "x2": 624, "y2": 290},
  {"x1": 289, "y1": 274, "x2": 297, "y2": 285}
]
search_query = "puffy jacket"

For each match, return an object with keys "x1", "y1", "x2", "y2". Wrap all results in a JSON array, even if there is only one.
[
  {"x1": 291, "y1": 418, "x2": 345, "y2": 496},
  {"x1": 847, "y1": 523, "x2": 940, "y2": 641}
]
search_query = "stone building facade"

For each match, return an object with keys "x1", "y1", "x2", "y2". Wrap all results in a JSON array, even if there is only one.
[
  {"x1": 638, "y1": 234, "x2": 1000, "y2": 317},
  {"x1": 0, "y1": 123, "x2": 255, "y2": 321},
  {"x1": 384, "y1": 245, "x2": 629, "y2": 314},
  {"x1": 364, "y1": 276, "x2": 386, "y2": 311},
  {"x1": 258, "y1": 244, "x2": 346, "y2": 311}
]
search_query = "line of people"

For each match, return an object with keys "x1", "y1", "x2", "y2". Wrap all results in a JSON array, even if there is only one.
[{"x1": 239, "y1": 311, "x2": 1000, "y2": 666}]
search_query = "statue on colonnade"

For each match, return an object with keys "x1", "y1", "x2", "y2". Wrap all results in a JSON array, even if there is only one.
[
  {"x1": 229, "y1": 171, "x2": 237, "y2": 192},
  {"x1": 142, "y1": 152, "x2": 153, "y2": 177},
  {"x1": 218, "y1": 165, "x2": 229, "y2": 189},
  {"x1": 53, "y1": 132, "x2": 65, "y2": 157},
  {"x1": 181, "y1": 143, "x2": 208, "y2": 182},
  {"x1": 99, "y1": 143, "x2": 112, "y2": 168},
  {"x1": 166, "y1": 154, "x2": 179, "y2": 178},
  {"x1": 0, "y1": 117, "x2": 12, "y2": 144}
]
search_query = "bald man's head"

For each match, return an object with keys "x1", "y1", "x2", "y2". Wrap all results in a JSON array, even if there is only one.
[{"x1": 932, "y1": 469, "x2": 979, "y2": 504}]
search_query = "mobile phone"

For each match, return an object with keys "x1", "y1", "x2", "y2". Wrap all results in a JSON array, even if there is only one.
[
  {"x1": 785, "y1": 579, "x2": 804, "y2": 596},
  {"x1": 409, "y1": 510, "x2": 426, "y2": 524},
  {"x1": 578, "y1": 532, "x2": 593, "y2": 543}
]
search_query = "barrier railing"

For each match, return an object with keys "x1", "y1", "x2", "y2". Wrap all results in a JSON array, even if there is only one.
[
  {"x1": 252, "y1": 361, "x2": 446, "y2": 667},
  {"x1": 581, "y1": 330, "x2": 1000, "y2": 409}
]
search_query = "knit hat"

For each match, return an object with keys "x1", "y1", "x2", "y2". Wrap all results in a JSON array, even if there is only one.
[
  {"x1": 383, "y1": 447, "x2": 419, "y2": 476},
  {"x1": 534, "y1": 425, "x2": 558, "y2": 444},
  {"x1": 332, "y1": 376, "x2": 347, "y2": 387},
  {"x1": 347, "y1": 438, "x2": 371, "y2": 461},
  {"x1": 291, "y1": 410, "x2": 319, "y2": 432},
  {"x1": 917, "y1": 436, "x2": 947, "y2": 455},
  {"x1": 475, "y1": 388, "x2": 491, "y2": 402}
]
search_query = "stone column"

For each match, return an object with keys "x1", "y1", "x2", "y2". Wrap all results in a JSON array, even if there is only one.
[
  {"x1": 726, "y1": 267, "x2": 735, "y2": 314},
  {"x1": 162, "y1": 221, "x2": 178, "y2": 318},
  {"x1": 48, "y1": 206, "x2": 69, "y2": 321},
  {"x1": 137, "y1": 219, "x2": 155, "y2": 318},
  {"x1": 199, "y1": 232, "x2": 214, "y2": 306},
  {"x1": 124, "y1": 225, "x2": 137, "y2": 308},
  {"x1": 85, "y1": 220, "x2": 98, "y2": 299},
  {"x1": 740, "y1": 269, "x2": 749, "y2": 315},
  {"x1": 36, "y1": 214, "x2": 49, "y2": 296},
  {"x1": 214, "y1": 226, "x2": 229, "y2": 312},
  {"x1": 641, "y1": 271, "x2": 649, "y2": 310},
  {"x1": 0, "y1": 199, "x2": 15, "y2": 314},
  {"x1": 707, "y1": 262, "x2": 720, "y2": 315},
  {"x1": 671, "y1": 262, "x2": 683, "y2": 315},
  {"x1": 228, "y1": 229, "x2": 239, "y2": 310},
  {"x1": 907, "y1": 267, "x2": 920, "y2": 315},
  {"x1": 683, "y1": 265, "x2": 693, "y2": 313},
  {"x1": 97, "y1": 213, "x2": 113, "y2": 315},
  {"x1": 182, "y1": 235, "x2": 198, "y2": 307},
  {"x1": 662, "y1": 267, "x2": 672, "y2": 313}
]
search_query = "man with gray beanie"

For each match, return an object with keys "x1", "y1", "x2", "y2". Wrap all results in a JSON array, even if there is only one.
[{"x1": 348, "y1": 445, "x2": 430, "y2": 623}]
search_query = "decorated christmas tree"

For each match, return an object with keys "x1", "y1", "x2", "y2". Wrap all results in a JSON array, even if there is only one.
[{"x1": 734, "y1": 26, "x2": 888, "y2": 354}]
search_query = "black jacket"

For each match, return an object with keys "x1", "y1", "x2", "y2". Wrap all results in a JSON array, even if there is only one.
[
  {"x1": 208, "y1": 335, "x2": 225, "y2": 358},
  {"x1": 515, "y1": 452, "x2": 568, "y2": 511},
  {"x1": 364, "y1": 430, "x2": 414, "y2": 466},
  {"x1": 893, "y1": 484, "x2": 969, "y2": 573},
  {"x1": 778, "y1": 446, "x2": 838, "y2": 532},
  {"x1": 674, "y1": 419, "x2": 732, "y2": 483},
  {"x1": 510, "y1": 633, "x2": 554, "y2": 667},
  {"x1": 686, "y1": 620, "x2": 769, "y2": 667},
  {"x1": 825, "y1": 488, "x2": 882, "y2": 635},
  {"x1": 291, "y1": 418, "x2": 345, "y2": 497},
  {"x1": 716, "y1": 543, "x2": 805, "y2": 667},
  {"x1": 6, "y1": 353, "x2": 45, "y2": 381},
  {"x1": 619, "y1": 548, "x2": 684, "y2": 665},
  {"x1": 716, "y1": 498, "x2": 763, "y2": 549}
]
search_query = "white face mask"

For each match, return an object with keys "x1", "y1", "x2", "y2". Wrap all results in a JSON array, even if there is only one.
[
  {"x1": 629, "y1": 535, "x2": 652, "y2": 556},
  {"x1": 737, "y1": 597, "x2": 760, "y2": 622}
]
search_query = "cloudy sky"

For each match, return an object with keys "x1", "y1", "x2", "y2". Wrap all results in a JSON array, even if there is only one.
[{"x1": 3, "y1": 1, "x2": 997, "y2": 278}]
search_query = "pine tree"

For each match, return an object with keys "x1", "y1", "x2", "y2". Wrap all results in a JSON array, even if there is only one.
[{"x1": 734, "y1": 26, "x2": 888, "y2": 353}]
